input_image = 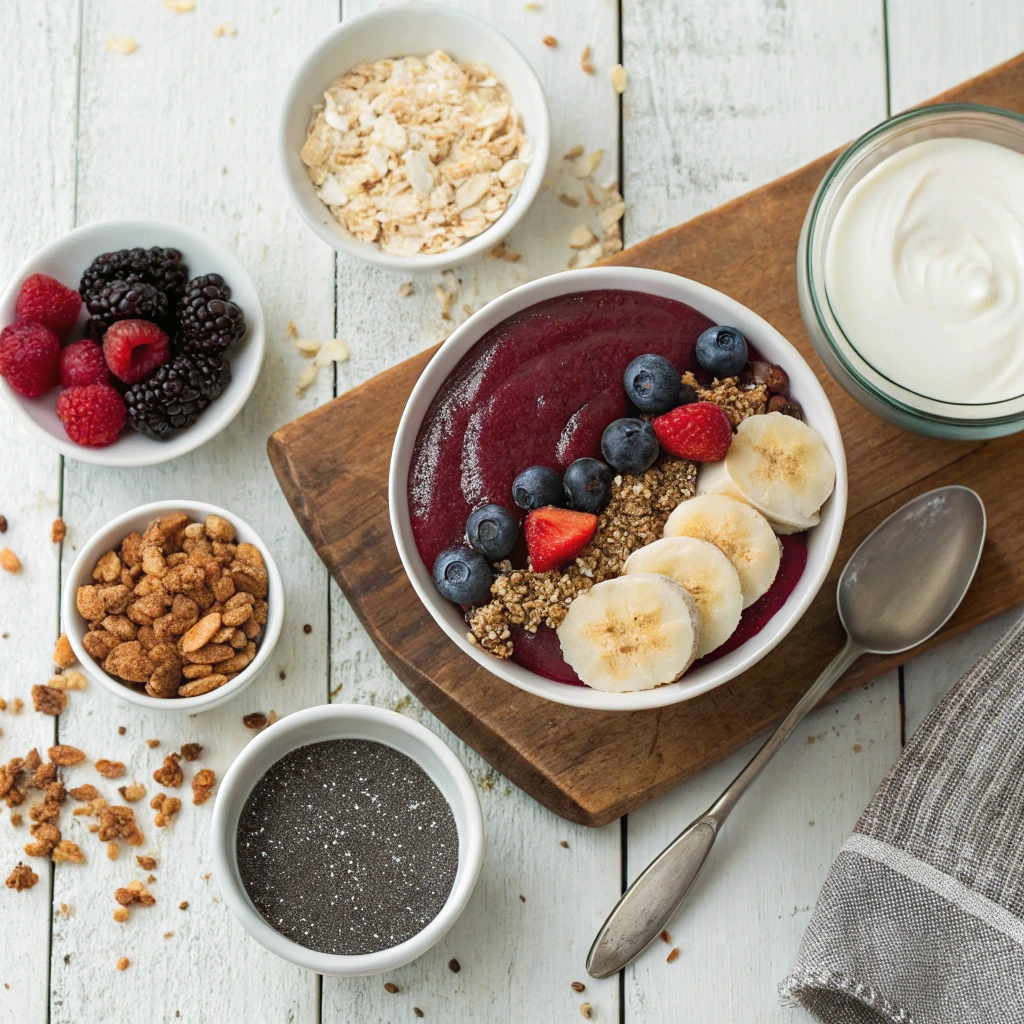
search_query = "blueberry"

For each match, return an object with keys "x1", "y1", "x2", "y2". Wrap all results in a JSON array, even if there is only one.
[
  {"x1": 695, "y1": 325, "x2": 748, "y2": 378},
  {"x1": 512, "y1": 465, "x2": 564, "y2": 511},
  {"x1": 432, "y1": 546, "x2": 494, "y2": 605},
  {"x1": 623, "y1": 353, "x2": 681, "y2": 414},
  {"x1": 466, "y1": 503, "x2": 519, "y2": 560},
  {"x1": 601, "y1": 418, "x2": 660, "y2": 476},
  {"x1": 563, "y1": 458, "x2": 612, "y2": 514}
]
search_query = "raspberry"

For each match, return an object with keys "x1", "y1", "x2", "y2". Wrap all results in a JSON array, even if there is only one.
[
  {"x1": 102, "y1": 319, "x2": 171, "y2": 384},
  {"x1": 56, "y1": 384, "x2": 126, "y2": 447},
  {"x1": 652, "y1": 401, "x2": 733, "y2": 462},
  {"x1": 60, "y1": 340, "x2": 110, "y2": 388},
  {"x1": 14, "y1": 274, "x2": 82, "y2": 339},
  {"x1": 0, "y1": 321, "x2": 61, "y2": 397}
]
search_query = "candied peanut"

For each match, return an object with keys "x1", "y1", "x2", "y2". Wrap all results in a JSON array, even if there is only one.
[
  {"x1": 233, "y1": 543, "x2": 264, "y2": 570},
  {"x1": 31, "y1": 685, "x2": 67, "y2": 716},
  {"x1": 229, "y1": 561, "x2": 268, "y2": 599},
  {"x1": 102, "y1": 614, "x2": 138, "y2": 641},
  {"x1": 228, "y1": 628, "x2": 247, "y2": 649},
  {"x1": 29, "y1": 800, "x2": 60, "y2": 824},
  {"x1": 204, "y1": 515, "x2": 236, "y2": 543},
  {"x1": 241, "y1": 616, "x2": 261, "y2": 640},
  {"x1": 141, "y1": 545, "x2": 167, "y2": 578},
  {"x1": 253, "y1": 600, "x2": 268, "y2": 626},
  {"x1": 165, "y1": 552, "x2": 187, "y2": 568},
  {"x1": 93, "y1": 551, "x2": 122, "y2": 583},
  {"x1": 146, "y1": 643, "x2": 182, "y2": 699},
  {"x1": 133, "y1": 574, "x2": 165, "y2": 598},
  {"x1": 184, "y1": 643, "x2": 234, "y2": 665},
  {"x1": 211, "y1": 573, "x2": 235, "y2": 603},
  {"x1": 163, "y1": 564, "x2": 205, "y2": 594},
  {"x1": 191, "y1": 768, "x2": 215, "y2": 805},
  {"x1": 118, "y1": 782, "x2": 146, "y2": 802},
  {"x1": 187, "y1": 583, "x2": 215, "y2": 610},
  {"x1": 212, "y1": 541, "x2": 236, "y2": 565},
  {"x1": 183, "y1": 535, "x2": 213, "y2": 557},
  {"x1": 214, "y1": 643, "x2": 256, "y2": 675},
  {"x1": 98, "y1": 805, "x2": 143, "y2": 845},
  {"x1": 181, "y1": 663, "x2": 212, "y2": 679},
  {"x1": 77, "y1": 585, "x2": 106, "y2": 620},
  {"x1": 137, "y1": 625, "x2": 159, "y2": 651},
  {"x1": 83, "y1": 630, "x2": 121, "y2": 661},
  {"x1": 157, "y1": 512, "x2": 190, "y2": 538},
  {"x1": 48, "y1": 745, "x2": 85, "y2": 766},
  {"x1": 151, "y1": 793, "x2": 181, "y2": 827},
  {"x1": 95, "y1": 760, "x2": 125, "y2": 779},
  {"x1": 52, "y1": 840, "x2": 85, "y2": 864},
  {"x1": 69, "y1": 784, "x2": 99, "y2": 802},
  {"x1": 6, "y1": 863, "x2": 38, "y2": 890},
  {"x1": 99, "y1": 585, "x2": 133, "y2": 615},
  {"x1": 210, "y1": 626, "x2": 233, "y2": 644},
  {"x1": 32, "y1": 762, "x2": 58, "y2": 787},
  {"x1": 221, "y1": 604, "x2": 251, "y2": 628},
  {"x1": 47, "y1": 671, "x2": 87, "y2": 691},
  {"x1": 180, "y1": 743, "x2": 202, "y2": 762},
  {"x1": 53, "y1": 633, "x2": 76, "y2": 669},
  {"x1": 177, "y1": 674, "x2": 228, "y2": 698},
  {"x1": 121, "y1": 532, "x2": 143, "y2": 568},
  {"x1": 103, "y1": 642, "x2": 154, "y2": 684},
  {"x1": 183, "y1": 523, "x2": 204, "y2": 540},
  {"x1": 179, "y1": 612, "x2": 222, "y2": 654}
]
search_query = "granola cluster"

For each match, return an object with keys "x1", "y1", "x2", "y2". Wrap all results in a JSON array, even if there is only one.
[
  {"x1": 680, "y1": 372, "x2": 768, "y2": 427},
  {"x1": 468, "y1": 457, "x2": 697, "y2": 657},
  {"x1": 77, "y1": 512, "x2": 268, "y2": 699},
  {"x1": 300, "y1": 51, "x2": 532, "y2": 256}
]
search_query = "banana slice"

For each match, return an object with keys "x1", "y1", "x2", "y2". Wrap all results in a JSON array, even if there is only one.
[
  {"x1": 624, "y1": 537, "x2": 743, "y2": 657},
  {"x1": 556, "y1": 573, "x2": 700, "y2": 692},
  {"x1": 664, "y1": 494, "x2": 781, "y2": 608},
  {"x1": 697, "y1": 459, "x2": 820, "y2": 535},
  {"x1": 724, "y1": 412, "x2": 835, "y2": 526}
]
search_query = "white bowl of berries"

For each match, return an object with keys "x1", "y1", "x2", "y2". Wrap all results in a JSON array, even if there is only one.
[
  {"x1": 390, "y1": 267, "x2": 848, "y2": 711},
  {"x1": 0, "y1": 219, "x2": 265, "y2": 466}
]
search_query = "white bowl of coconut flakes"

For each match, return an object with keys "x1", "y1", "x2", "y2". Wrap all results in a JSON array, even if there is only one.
[{"x1": 279, "y1": 5, "x2": 551, "y2": 272}]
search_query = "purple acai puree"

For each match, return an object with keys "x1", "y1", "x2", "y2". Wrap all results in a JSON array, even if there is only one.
[{"x1": 407, "y1": 288, "x2": 809, "y2": 686}]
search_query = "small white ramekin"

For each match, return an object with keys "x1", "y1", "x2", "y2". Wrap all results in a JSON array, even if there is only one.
[
  {"x1": 62, "y1": 500, "x2": 284, "y2": 713},
  {"x1": 389, "y1": 266, "x2": 848, "y2": 712},
  {"x1": 0, "y1": 218, "x2": 265, "y2": 467},
  {"x1": 278, "y1": 4, "x2": 550, "y2": 272},
  {"x1": 211, "y1": 703, "x2": 484, "y2": 976}
]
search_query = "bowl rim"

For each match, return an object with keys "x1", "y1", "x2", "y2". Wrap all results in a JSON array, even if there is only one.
[
  {"x1": 800, "y1": 101, "x2": 1024, "y2": 429},
  {"x1": 61, "y1": 499, "x2": 284, "y2": 713},
  {"x1": 0, "y1": 217, "x2": 266, "y2": 467},
  {"x1": 210, "y1": 703, "x2": 484, "y2": 976},
  {"x1": 277, "y1": 3, "x2": 551, "y2": 272},
  {"x1": 388, "y1": 266, "x2": 849, "y2": 711}
]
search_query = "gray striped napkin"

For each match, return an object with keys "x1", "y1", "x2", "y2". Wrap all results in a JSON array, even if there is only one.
[{"x1": 780, "y1": 613, "x2": 1024, "y2": 1024}]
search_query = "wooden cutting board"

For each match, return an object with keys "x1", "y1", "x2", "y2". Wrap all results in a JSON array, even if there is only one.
[{"x1": 268, "y1": 54, "x2": 1024, "y2": 827}]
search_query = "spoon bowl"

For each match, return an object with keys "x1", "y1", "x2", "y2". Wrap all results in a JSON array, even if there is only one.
[{"x1": 839, "y1": 485, "x2": 987, "y2": 654}]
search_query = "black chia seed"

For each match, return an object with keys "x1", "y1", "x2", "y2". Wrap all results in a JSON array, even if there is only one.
[{"x1": 235, "y1": 738, "x2": 459, "y2": 955}]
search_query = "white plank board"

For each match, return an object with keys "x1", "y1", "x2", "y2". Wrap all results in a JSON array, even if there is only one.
[
  {"x1": 323, "y1": 1, "x2": 624, "y2": 1021},
  {"x1": 0, "y1": 3, "x2": 79, "y2": 1022},
  {"x1": 48, "y1": 2, "x2": 338, "y2": 1022},
  {"x1": 619, "y1": 1, "x2": 896, "y2": 1019}
]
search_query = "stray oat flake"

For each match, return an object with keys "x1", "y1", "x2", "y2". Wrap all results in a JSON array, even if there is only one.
[
  {"x1": 164, "y1": 0, "x2": 195, "y2": 11},
  {"x1": 105, "y1": 36, "x2": 138, "y2": 56},
  {"x1": 212, "y1": 20, "x2": 236, "y2": 37}
]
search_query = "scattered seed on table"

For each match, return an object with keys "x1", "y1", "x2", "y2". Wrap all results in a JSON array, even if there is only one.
[
  {"x1": 559, "y1": 840, "x2": 569, "y2": 848},
  {"x1": 384, "y1": 982, "x2": 399, "y2": 994},
  {"x1": 414, "y1": 1009, "x2": 424, "y2": 1019},
  {"x1": 579, "y1": 1003, "x2": 593, "y2": 1019},
  {"x1": 667, "y1": 947, "x2": 680, "y2": 963},
  {"x1": 542, "y1": 34, "x2": 557, "y2": 46},
  {"x1": 571, "y1": 981, "x2": 586, "y2": 992},
  {"x1": 302, "y1": 624, "x2": 312, "y2": 634},
  {"x1": 448, "y1": 958, "x2": 461, "y2": 973},
  {"x1": 659, "y1": 929, "x2": 671, "y2": 944}
]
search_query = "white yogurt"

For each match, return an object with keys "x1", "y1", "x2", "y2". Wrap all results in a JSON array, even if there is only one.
[{"x1": 824, "y1": 136, "x2": 1024, "y2": 406}]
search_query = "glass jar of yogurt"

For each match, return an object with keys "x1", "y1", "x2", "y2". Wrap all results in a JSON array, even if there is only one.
[{"x1": 798, "y1": 103, "x2": 1024, "y2": 439}]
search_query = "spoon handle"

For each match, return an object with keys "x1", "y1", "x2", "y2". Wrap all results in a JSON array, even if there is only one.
[{"x1": 586, "y1": 639, "x2": 864, "y2": 979}]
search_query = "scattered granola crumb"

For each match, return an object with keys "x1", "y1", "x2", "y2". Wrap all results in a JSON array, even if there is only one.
[
  {"x1": 413, "y1": 1010, "x2": 424, "y2": 1019},
  {"x1": 136, "y1": 855, "x2": 157, "y2": 871},
  {"x1": 0, "y1": 548, "x2": 22, "y2": 574},
  {"x1": 398, "y1": 282, "x2": 414, "y2": 298},
  {"x1": 0, "y1": 516, "x2": 6, "y2": 532},
  {"x1": 660, "y1": 929, "x2": 671, "y2": 943},
  {"x1": 164, "y1": 0, "x2": 195, "y2": 11},
  {"x1": 212, "y1": 20, "x2": 235, "y2": 37},
  {"x1": 151, "y1": 793, "x2": 182, "y2": 827},
  {"x1": 448, "y1": 958, "x2": 461, "y2": 973},
  {"x1": 105, "y1": 36, "x2": 138, "y2": 56},
  {"x1": 153, "y1": 753, "x2": 183, "y2": 788},
  {"x1": 10, "y1": 813, "x2": 22, "y2": 827},
  {"x1": 51, "y1": 518, "x2": 67, "y2": 544},
  {"x1": 680, "y1": 372, "x2": 767, "y2": 426},
  {"x1": 559, "y1": 840, "x2": 569, "y2": 848},
  {"x1": 113, "y1": 907, "x2": 129, "y2": 922},
  {"x1": 146, "y1": 739, "x2": 160, "y2": 749},
  {"x1": 96, "y1": 759, "x2": 126, "y2": 779},
  {"x1": 302, "y1": 624, "x2": 312, "y2": 634},
  {"x1": 31, "y1": 685, "x2": 67, "y2": 716},
  {"x1": 163, "y1": 931, "x2": 174, "y2": 939},
  {"x1": 242, "y1": 713, "x2": 267, "y2": 730},
  {"x1": 191, "y1": 768, "x2": 216, "y2": 805},
  {"x1": 180, "y1": 743, "x2": 202, "y2": 762},
  {"x1": 542, "y1": 34, "x2": 557, "y2": 47},
  {"x1": 48, "y1": 744, "x2": 85, "y2": 766},
  {"x1": 278, "y1": 669, "x2": 286, "y2": 680},
  {"x1": 580, "y1": 46, "x2": 594, "y2": 74},
  {"x1": 667, "y1": 947, "x2": 680, "y2": 963},
  {"x1": 267, "y1": 710, "x2": 278, "y2": 726},
  {"x1": 519, "y1": 894, "x2": 526, "y2": 902},
  {"x1": 118, "y1": 782, "x2": 146, "y2": 802},
  {"x1": 52, "y1": 840, "x2": 86, "y2": 864},
  {"x1": 384, "y1": 982, "x2": 399, "y2": 994},
  {"x1": 69, "y1": 784, "x2": 99, "y2": 802},
  {"x1": 11, "y1": 698, "x2": 23, "y2": 714},
  {"x1": 116, "y1": 957, "x2": 130, "y2": 971},
  {"x1": 580, "y1": 1003, "x2": 593, "y2": 1019},
  {"x1": 56, "y1": 903, "x2": 72, "y2": 917},
  {"x1": 6, "y1": 862, "x2": 38, "y2": 890},
  {"x1": 107, "y1": 842, "x2": 120, "y2": 861},
  {"x1": 610, "y1": 64, "x2": 628, "y2": 94},
  {"x1": 47, "y1": 671, "x2": 86, "y2": 691},
  {"x1": 115, "y1": 879, "x2": 155, "y2": 907},
  {"x1": 572, "y1": 981, "x2": 586, "y2": 992},
  {"x1": 179, "y1": 900, "x2": 189, "y2": 910},
  {"x1": 524, "y1": 1, "x2": 542, "y2": 8},
  {"x1": 853, "y1": 744, "x2": 862, "y2": 753}
]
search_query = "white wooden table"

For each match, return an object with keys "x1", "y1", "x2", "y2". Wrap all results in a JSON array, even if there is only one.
[{"x1": 2, "y1": 2, "x2": 1022, "y2": 1021}]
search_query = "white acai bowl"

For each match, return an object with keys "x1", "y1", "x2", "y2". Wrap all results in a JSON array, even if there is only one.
[{"x1": 389, "y1": 267, "x2": 848, "y2": 711}]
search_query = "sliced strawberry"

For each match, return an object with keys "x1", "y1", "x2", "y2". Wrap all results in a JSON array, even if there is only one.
[
  {"x1": 525, "y1": 506, "x2": 598, "y2": 572},
  {"x1": 652, "y1": 401, "x2": 732, "y2": 462}
]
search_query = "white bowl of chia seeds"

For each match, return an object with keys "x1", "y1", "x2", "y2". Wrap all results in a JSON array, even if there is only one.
[{"x1": 211, "y1": 703, "x2": 484, "y2": 976}]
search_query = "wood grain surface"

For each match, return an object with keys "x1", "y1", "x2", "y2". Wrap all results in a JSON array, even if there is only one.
[{"x1": 269, "y1": 52, "x2": 1024, "y2": 828}]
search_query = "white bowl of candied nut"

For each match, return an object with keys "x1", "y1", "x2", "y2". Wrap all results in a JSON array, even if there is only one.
[
  {"x1": 61, "y1": 500, "x2": 283, "y2": 712},
  {"x1": 280, "y1": 5, "x2": 550, "y2": 271}
]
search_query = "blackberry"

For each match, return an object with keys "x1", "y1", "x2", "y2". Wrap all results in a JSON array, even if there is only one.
[
  {"x1": 124, "y1": 350, "x2": 230, "y2": 440},
  {"x1": 83, "y1": 317, "x2": 108, "y2": 343},
  {"x1": 86, "y1": 276, "x2": 169, "y2": 325},
  {"x1": 80, "y1": 247, "x2": 188, "y2": 305},
  {"x1": 178, "y1": 274, "x2": 246, "y2": 354}
]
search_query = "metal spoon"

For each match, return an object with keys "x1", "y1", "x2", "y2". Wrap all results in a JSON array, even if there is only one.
[{"x1": 587, "y1": 485, "x2": 986, "y2": 979}]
